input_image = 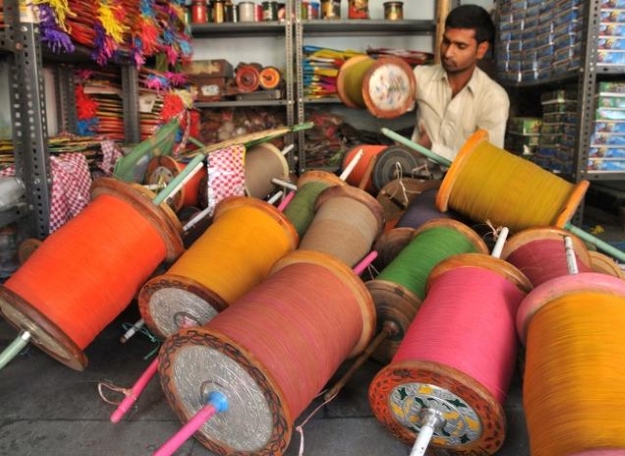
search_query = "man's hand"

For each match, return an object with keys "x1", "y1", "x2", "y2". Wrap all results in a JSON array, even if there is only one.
[{"x1": 416, "y1": 121, "x2": 432, "y2": 149}]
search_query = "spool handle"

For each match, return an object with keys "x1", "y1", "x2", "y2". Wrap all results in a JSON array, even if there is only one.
[
  {"x1": 491, "y1": 227, "x2": 509, "y2": 259},
  {"x1": 353, "y1": 250, "x2": 379, "y2": 276},
  {"x1": 323, "y1": 321, "x2": 398, "y2": 402},
  {"x1": 0, "y1": 330, "x2": 31, "y2": 370},
  {"x1": 563, "y1": 235, "x2": 579, "y2": 274},
  {"x1": 152, "y1": 154, "x2": 205, "y2": 206},
  {"x1": 564, "y1": 222, "x2": 625, "y2": 263},
  {"x1": 381, "y1": 128, "x2": 452, "y2": 167},
  {"x1": 183, "y1": 205, "x2": 213, "y2": 232},
  {"x1": 340, "y1": 148, "x2": 364, "y2": 181},
  {"x1": 277, "y1": 191, "x2": 296, "y2": 212},
  {"x1": 110, "y1": 358, "x2": 159, "y2": 423},
  {"x1": 281, "y1": 144, "x2": 295, "y2": 156},
  {"x1": 120, "y1": 318, "x2": 145, "y2": 344},
  {"x1": 410, "y1": 408, "x2": 445, "y2": 456},
  {"x1": 267, "y1": 190, "x2": 284, "y2": 205},
  {"x1": 271, "y1": 178, "x2": 298, "y2": 192},
  {"x1": 153, "y1": 391, "x2": 229, "y2": 456}
]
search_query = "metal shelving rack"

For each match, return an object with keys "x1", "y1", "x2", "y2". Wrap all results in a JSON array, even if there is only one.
[
  {"x1": 292, "y1": 0, "x2": 438, "y2": 175},
  {"x1": 1, "y1": 0, "x2": 51, "y2": 239},
  {"x1": 190, "y1": 7, "x2": 296, "y2": 168}
]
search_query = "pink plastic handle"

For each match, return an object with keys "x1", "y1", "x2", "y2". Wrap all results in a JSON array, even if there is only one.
[
  {"x1": 110, "y1": 358, "x2": 159, "y2": 423},
  {"x1": 353, "y1": 250, "x2": 378, "y2": 276},
  {"x1": 277, "y1": 191, "x2": 296, "y2": 212}
]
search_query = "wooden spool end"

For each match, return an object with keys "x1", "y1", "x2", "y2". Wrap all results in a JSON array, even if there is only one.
[
  {"x1": 364, "y1": 279, "x2": 422, "y2": 364},
  {"x1": 158, "y1": 326, "x2": 294, "y2": 456},
  {"x1": 18, "y1": 238, "x2": 43, "y2": 264},
  {"x1": 371, "y1": 146, "x2": 422, "y2": 193},
  {"x1": 435, "y1": 129, "x2": 489, "y2": 213},
  {"x1": 245, "y1": 142, "x2": 290, "y2": 198},
  {"x1": 215, "y1": 196, "x2": 299, "y2": 250},
  {"x1": 296, "y1": 169, "x2": 346, "y2": 188},
  {"x1": 372, "y1": 227, "x2": 416, "y2": 271},
  {"x1": 0, "y1": 286, "x2": 87, "y2": 370},
  {"x1": 91, "y1": 177, "x2": 184, "y2": 262},
  {"x1": 413, "y1": 218, "x2": 490, "y2": 255},
  {"x1": 553, "y1": 179, "x2": 590, "y2": 228},
  {"x1": 589, "y1": 250, "x2": 625, "y2": 279},
  {"x1": 516, "y1": 272, "x2": 625, "y2": 345},
  {"x1": 376, "y1": 178, "x2": 441, "y2": 229},
  {"x1": 145, "y1": 155, "x2": 185, "y2": 212},
  {"x1": 368, "y1": 359, "x2": 507, "y2": 454},
  {"x1": 336, "y1": 55, "x2": 372, "y2": 108},
  {"x1": 271, "y1": 249, "x2": 376, "y2": 358},
  {"x1": 137, "y1": 273, "x2": 229, "y2": 340},
  {"x1": 500, "y1": 225, "x2": 593, "y2": 268},
  {"x1": 314, "y1": 184, "x2": 386, "y2": 240}
]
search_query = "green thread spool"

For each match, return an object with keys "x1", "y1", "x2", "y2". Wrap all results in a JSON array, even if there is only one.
[
  {"x1": 283, "y1": 171, "x2": 345, "y2": 239},
  {"x1": 366, "y1": 218, "x2": 488, "y2": 363}
]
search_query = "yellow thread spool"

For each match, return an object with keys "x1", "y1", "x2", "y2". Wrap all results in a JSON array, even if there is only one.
[
  {"x1": 436, "y1": 130, "x2": 589, "y2": 232},
  {"x1": 336, "y1": 55, "x2": 416, "y2": 119},
  {"x1": 517, "y1": 273, "x2": 625, "y2": 456},
  {"x1": 138, "y1": 196, "x2": 298, "y2": 339}
]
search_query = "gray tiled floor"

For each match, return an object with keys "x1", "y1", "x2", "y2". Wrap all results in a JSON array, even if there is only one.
[{"x1": 0, "y1": 304, "x2": 530, "y2": 456}]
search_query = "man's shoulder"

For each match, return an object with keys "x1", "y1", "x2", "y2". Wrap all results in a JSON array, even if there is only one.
[{"x1": 473, "y1": 67, "x2": 509, "y2": 100}]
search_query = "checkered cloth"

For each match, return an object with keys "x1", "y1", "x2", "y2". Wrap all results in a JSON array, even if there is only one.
[
  {"x1": 0, "y1": 153, "x2": 92, "y2": 233},
  {"x1": 205, "y1": 145, "x2": 246, "y2": 215}
]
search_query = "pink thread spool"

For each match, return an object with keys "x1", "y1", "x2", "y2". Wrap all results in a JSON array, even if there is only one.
[{"x1": 369, "y1": 253, "x2": 531, "y2": 455}]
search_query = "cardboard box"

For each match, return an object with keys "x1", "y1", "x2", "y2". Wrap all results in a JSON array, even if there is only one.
[
  {"x1": 183, "y1": 59, "x2": 234, "y2": 78},
  {"x1": 188, "y1": 75, "x2": 231, "y2": 102}
]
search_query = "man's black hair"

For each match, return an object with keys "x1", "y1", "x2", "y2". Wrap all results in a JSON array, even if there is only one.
[{"x1": 445, "y1": 4, "x2": 496, "y2": 45}]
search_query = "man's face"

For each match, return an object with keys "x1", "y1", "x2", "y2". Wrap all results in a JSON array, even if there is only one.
[{"x1": 440, "y1": 28, "x2": 489, "y2": 74}]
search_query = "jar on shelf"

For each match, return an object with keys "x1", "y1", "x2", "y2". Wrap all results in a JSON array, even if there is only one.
[
  {"x1": 383, "y1": 1, "x2": 403, "y2": 20},
  {"x1": 238, "y1": 1, "x2": 256, "y2": 21},
  {"x1": 191, "y1": 0, "x2": 208, "y2": 23},
  {"x1": 320, "y1": 0, "x2": 340, "y2": 19},
  {"x1": 348, "y1": 0, "x2": 369, "y2": 19},
  {"x1": 212, "y1": 0, "x2": 225, "y2": 22}
]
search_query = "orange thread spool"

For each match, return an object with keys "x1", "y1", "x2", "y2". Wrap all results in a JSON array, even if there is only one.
[
  {"x1": 0, "y1": 178, "x2": 183, "y2": 370},
  {"x1": 145, "y1": 156, "x2": 207, "y2": 212},
  {"x1": 158, "y1": 249, "x2": 376, "y2": 455},
  {"x1": 341, "y1": 144, "x2": 386, "y2": 194},
  {"x1": 259, "y1": 66, "x2": 282, "y2": 90},
  {"x1": 138, "y1": 196, "x2": 298, "y2": 339}
]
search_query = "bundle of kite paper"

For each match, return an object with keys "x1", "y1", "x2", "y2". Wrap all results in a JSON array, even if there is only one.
[
  {"x1": 302, "y1": 45, "x2": 364, "y2": 99},
  {"x1": 366, "y1": 47, "x2": 434, "y2": 66}
]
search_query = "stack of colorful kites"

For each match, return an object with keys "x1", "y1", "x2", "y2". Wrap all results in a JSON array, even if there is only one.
[{"x1": 302, "y1": 45, "x2": 364, "y2": 100}]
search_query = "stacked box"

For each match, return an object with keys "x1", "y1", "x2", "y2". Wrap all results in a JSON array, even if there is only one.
[
  {"x1": 589, "y1": 81, "x2": 625, "y2": 171},
  {"x1": 506, "y1": 117, "x2": 542, "y2": 156},
  {"x1": 536, "y1": 89, "x2": 578, "y2": 173}
]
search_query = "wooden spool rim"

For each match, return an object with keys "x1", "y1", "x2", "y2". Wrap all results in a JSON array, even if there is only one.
[
  {"x1": 271, "y1": 249, "x2": 377, "y2": 358},
  {"x1": 588, "y1": 250, "x2": 625, "y2": 279},
  {"x1": 500, "y1": 225, "x2": 593, "y2": 268},
  {"x1": 369, "y1": 358, "x2": 506, "y2": 453},
  {"x1": 245, "y1": 142, "x2": 290, "y2": 194},
  {"x1": 91, "y1": 178, "x2": 184, "y2": 262},
  {"x1": 426, "y1": 252, "x2": 533, "y2": 295},
  {"x1": 0, "y1": 286, "x2": 87, "y2": 371},
  {"x1": 362, "y1": 57, "x2": 416, "y2": 119},
  {"x1": 235, "y1": 64, "x2": 261, "y2": 93},
  {"x1": 137, "y1": 273, "x2": 229, "y2": 340},
  {"x1": 435, "y1": 130, "x2": 590, "y2": 228},
  {"x1": 412, "y1": 218, "x2": 489, "y2": 255},
  {"x1": 373, "y1": 226, "x2": 416, "y2": 261},
  {"x1": 18, "y1": 238, "x2": 43, "y2": 264},
  {"x1": 336, "y1": 54, "x2": 371, "y2": 108},
  {"x1": 365, "y1": 278, "x2": 422, "y2": 339},
  {"x1": 159, "y1": 325, "x2": 293, "y2": 455},
  {"x1": 314, "y1": 184, "x2": 386, "y2": 239},
  {"x1": 296, "y1": 169, "x2": 346, "y2": 188},
  {"x1": 145, "y1": 155, "x2": 185, "y2": 212},
  {"x1": 259, "y1": 66, "x2": 282, "y2": 90},
  {"x1": 516, "y1": 272, "x2": 625, "y2": 344},
  {"x1": 214, "y1": 196, "x2": 299, "y2": 250}
]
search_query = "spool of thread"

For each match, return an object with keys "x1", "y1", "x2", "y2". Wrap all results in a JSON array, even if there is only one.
[
  {"x1": 336, "y1": 55, "x2": 416, "y2": 119},
  {"x1": 282, "y1": 170, "x2": 345, "y2": 238},
  {"x1": 376, "y1": 179, "x2": 442, "y2": 232},
  {"x1": 158, "y1": 249, "x2": 376, "y2": 455},
  {"x1": 235, "y1": 64, "x2": 262, "y2": 92},
  {"x1": 299, "y1": 184, "x2": 384, "y2": 267},
  {"x1": 237, "y1": 1, "x2": 256, "y2": 21},
  {"x1": 244, "y1": 143, "x2": 290, "y2": 199},
  {"x1": 145, "y1": 156, "x2": 206, "y2": 212},
  {"x1": 396, "y1": 186, "x2": 470, "y2": 230},
  {"x1": 258, "y1": 66, "x2": 282, "y2": 90},
  {"x1": 436, "y1": 130, "x2": 590, "y2": 232},
  {"x1": 365, "y1": 218, "x2": 488, "y2": 363},
  {"x1": 371, "y1": 227, "x2": 415, "y2": 274},
  {"x1": 501, "y1": 226, "x2": 593, "y2": 287},
  {"x1": 341, "y1": 144, "x2": 386, "y2": 193},
  {"x1": 369, "y1": 253, "x2": 532, "y2": 454},
  {"x1": 588, "y1": 250, "x2": 625, "y2": 279},
  {"x1": 370, "y1": 145, "x2": 422, "y2": 193},
  {"x1": 516, "y1": 273, "x2": 625, "y2": 456},
  {"x1": 0, "y1": 178, "x2": 183, "y2": 370},
  {"x1": 138, "y1": 196, "x2": 298, "y2": 339}
]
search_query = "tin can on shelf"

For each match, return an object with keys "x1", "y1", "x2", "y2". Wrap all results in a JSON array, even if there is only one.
[
  {"x1": 383, "y1": 1, "x2": 403, "y2": 20},
  {"x1": 320, "y1": 0, "x2": 340, "y2": 19},
  {"x1": 262, "y1": 0, "x2": 278, "y2": 20},
  {"x1": 225, "y1": 0, "x2": 236, "y2": 21},
  {"x1": 237, "y1": 1, "x2": 256, "y2": 21},
  {"x1": 212, "y1": 0, "x2": 225, "y2": 22},
  {"x1": 309, "y1": 1, "x2": 320, "y2": 18},
  {"x1": 348, "y1": 0, "x2": 369, "y2": 19},
  {"x1": 191, "y1": 0, "x2": 208, "y2": 23}
]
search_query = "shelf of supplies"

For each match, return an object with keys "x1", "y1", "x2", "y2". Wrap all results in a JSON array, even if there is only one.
[
  {"x1": 195, "y1": 99, "x2": 291, "y2": 108},
  {"x1": 582, "y1": 171, "x2": 625, "y2": 181},
  {"x1": 300, "y1": 19, "x2": 436, "y2": 36},
  {"x1": 302, "y1": 96, "x2": 342, "y2": 104},
  {"x1": 191, "y1": 21, "x2": 287, "y2": 37}
]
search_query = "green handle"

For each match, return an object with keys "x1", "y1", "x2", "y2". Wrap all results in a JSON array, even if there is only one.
[
  {"x1": 0, "y1": 330, "x2": 31, "y2": 370},
  {"x1": 152, "y1": 153, "x2": 205, "y2": 206},
  {"x1": 381, "y1": 128, "x2": 452, "y2": 167},
  {"x1": 564, "y1": 222, "x2": 625, "y2": 263}
]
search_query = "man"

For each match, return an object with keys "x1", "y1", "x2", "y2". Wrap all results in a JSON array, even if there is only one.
[{"x1": 412, "y1": 4, "x2": 510, "y2": 164}]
